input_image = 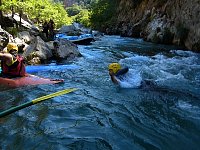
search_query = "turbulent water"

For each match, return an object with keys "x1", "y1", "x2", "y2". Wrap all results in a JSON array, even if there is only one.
[{"x1": 0, "y1": 35, "x2": 200, "y2": 150}]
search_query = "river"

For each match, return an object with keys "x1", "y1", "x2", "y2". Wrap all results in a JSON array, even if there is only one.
[{"x1": 0, "y1": 35, "x2": 200, "y2": 150}]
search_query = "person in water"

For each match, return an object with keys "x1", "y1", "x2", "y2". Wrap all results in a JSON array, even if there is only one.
[
  {"x1": 108, "y1": 63, "x2": 129, "y2": 84},
  {"x1": 0, "y1": 43, "x2": 26, "y2": 78},
  {"x1": 108, "y1": 63, "x2": 156, "y2": 88}
]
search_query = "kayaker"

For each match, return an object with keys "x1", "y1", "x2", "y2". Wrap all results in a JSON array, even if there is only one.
[
  {"x1": 108, "y1": 63, "x2": 156, "y2": 88},
  {"x1": 0, "y1": 43, "x2": 26, "y2": 77}
]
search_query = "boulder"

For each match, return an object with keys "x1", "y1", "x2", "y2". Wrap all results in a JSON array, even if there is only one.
[
  {"x1": 13, "y1": 37, "x2": 28, "y2": 52},
  {"x1": 53, "y1": 39, "x2": 81, "y2": 60},
  {"x1": 17, "y1": 31, "x2": 32, "y2": 44},
  {"x1": 23, "y1": 36, "x2": 52, "y2": 64},
  {"x1": 58, "y1": 25, "x2": 76, "y2": 33}
]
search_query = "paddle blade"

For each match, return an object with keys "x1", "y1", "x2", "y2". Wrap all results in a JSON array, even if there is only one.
[{"x1": 32, "y1": 88, "x2": 77, "y2": 104}]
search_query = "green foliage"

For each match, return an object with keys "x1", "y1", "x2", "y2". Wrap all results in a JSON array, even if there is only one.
[
  {"x1": 75, "y1": 9, "x2": 91, "y2": 27},
  {"x1": 90, "y1": 0, "x2": 119, "y2": 30},
  {"x1": 1, "y1": 0, "x2": 72, "y2": 28},
  {"x1": 53, "y1": 3, "x2": 73, "y2": 27},
  {"x1": 0, "y1": 0, "x2": 119, "y2": 31},
  {"x1": 66, "y1": 4, "x2": 91, "y2": 27},
  {"x1": 66, "y1": 4, "x2": 81, "y2": 17}
]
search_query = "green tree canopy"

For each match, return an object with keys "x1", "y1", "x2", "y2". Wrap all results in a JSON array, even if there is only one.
[
  {"x1": 0, "y1": 0, "x2": 72, "y2": 28},
  {"x1": 89, "y1": 0, "x2": 119, "y2": 30},
  {"x1": 66, "y1": 4, "x2": 90, "y2": 27}
]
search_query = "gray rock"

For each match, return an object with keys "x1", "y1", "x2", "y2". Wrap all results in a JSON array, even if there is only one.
[{"x1": 53, "y1": 39, "x2": 81, "y2": 60}]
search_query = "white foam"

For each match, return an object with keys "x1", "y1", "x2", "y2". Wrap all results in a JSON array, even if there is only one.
[
  {"x1": 117, "y1": 69, "x2": 142, "y2": 88},
  {"x1": 116, "y1": 49, "x2": 200, "y2": 91},
  {"x1": 171, "y1": 50, "x2": 199, "y2": 57}
]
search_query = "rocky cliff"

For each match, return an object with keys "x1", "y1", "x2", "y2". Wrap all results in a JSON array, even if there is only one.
[{"x1": 106, "y1": 0, "x2": 200, "y2": 52}]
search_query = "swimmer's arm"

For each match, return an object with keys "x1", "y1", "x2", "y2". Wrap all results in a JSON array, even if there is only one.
[{"x1": 110, "y1": 74, "x2": 119, "y2": 84}]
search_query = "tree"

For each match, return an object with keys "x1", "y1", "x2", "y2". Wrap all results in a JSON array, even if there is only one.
[
  {"x1": 0, "y1": 0, "x2": 72, "y2": 28},
  {"x1": 90, "y1": 0, "x2": 119, "y2": 30},
  {"x1": 0, "y1": 0, "x2": 3, "y2": 26}
]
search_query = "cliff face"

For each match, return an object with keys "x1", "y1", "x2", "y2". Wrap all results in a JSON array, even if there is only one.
[
  {"x1": 108, "y1": 0, "x2": 200, "y2": 51},
  {"x1": 169, "y1": 0, "x2": 200, "y2": 51}
]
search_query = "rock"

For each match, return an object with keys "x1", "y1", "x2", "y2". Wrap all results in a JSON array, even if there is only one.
[
  {"x1": 45, "y1": 41, "x2": 55, "y2": 50},
  {"x1": 6, "y1": 13, "x2": 39, "y2": 31},
  {"x1": 0, "y1": 27, "x2": 14, "y2": 42},
  {"x1": 53, "y1": 39, "x2": 81, "y2": 60},
  {"x1": 59, "y1": 25, "x2": 76, "y2": 33},
  {"x1": 13, "y1": 37, "x2": 28, "y2": 52},
  {"x1": 23, "y1": 36, "x2": 52, "y2": 64},
  {"x1": 0, "y1": 30, "x2": 9, "y2": 50},
  {"x1": 17, "y1": 31, "x2": 32, "y2": 44}
]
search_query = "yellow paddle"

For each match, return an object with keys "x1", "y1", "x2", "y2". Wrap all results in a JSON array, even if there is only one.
[{"x1": 0, "y1": 88, "x2": 77, "y2": 118}]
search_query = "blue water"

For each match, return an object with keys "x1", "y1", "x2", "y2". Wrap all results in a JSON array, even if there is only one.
[{"x1": 0, "y1": 35, "x2": 200, "y2": 150}]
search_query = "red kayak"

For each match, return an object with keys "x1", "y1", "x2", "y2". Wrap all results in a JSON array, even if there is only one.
[{"x1": 0, "y1": 74, "x2": 64, "y2": 88}]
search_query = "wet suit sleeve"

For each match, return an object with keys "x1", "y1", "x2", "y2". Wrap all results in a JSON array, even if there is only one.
[
  {"x1": 116, "y1": 67, "x2": 129, "y2": 76},
  {"x1": 110, "y1": 74, "x2": 119, "y2": 84}
]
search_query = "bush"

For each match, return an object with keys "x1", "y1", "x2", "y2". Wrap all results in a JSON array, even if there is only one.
[{"x1": 66, "y1": 4, "x2": 81, "y2": 17}]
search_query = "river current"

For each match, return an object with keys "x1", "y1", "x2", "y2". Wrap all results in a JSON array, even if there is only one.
[{"x1": 0, "y1": 35, "x2": 200, "y2": 150}]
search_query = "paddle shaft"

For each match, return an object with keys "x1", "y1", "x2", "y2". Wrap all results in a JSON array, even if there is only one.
[
  {"x1": 0, "y1": 101, "x2": 33, "y2": 118},
  {"x1": 0, "y1": 88, "x2": 77, "y2": 118}
]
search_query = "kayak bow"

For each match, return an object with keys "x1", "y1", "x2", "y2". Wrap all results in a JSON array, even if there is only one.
[{"x1": 0, "y1": 74, "x2": 64, "y2": 88}]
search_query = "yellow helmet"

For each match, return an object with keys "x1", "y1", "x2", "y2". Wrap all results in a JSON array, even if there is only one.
[
  {"x1": 7, "y1": 43, "x2": 18, "y2": 52},
  {"x1": 108, "y1": 63, "x2": 121, "y2": 74}
]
